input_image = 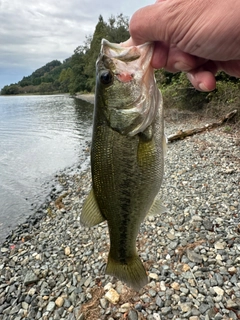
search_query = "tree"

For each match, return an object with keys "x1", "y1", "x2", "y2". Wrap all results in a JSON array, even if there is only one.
[
  {"x1": 59, "y1": 68, "x2": 73, "y2": 93},
  {"x1": 81, "y1": 14, "x2": 129, "y2": 92},
  {"x1": 83, "y1": 15, "x2": 110, "y2": 90},
  {"x1": 108, "y1": 14, "x2": 129, "y2": 43}
]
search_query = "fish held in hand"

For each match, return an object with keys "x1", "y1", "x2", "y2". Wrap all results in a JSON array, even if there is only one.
[{"x1": 80, "y1": 39, "x2": 166, "y2": 291}]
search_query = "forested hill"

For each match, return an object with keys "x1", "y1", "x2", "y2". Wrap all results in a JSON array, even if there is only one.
[
  {"x1": 1, "y1": 59, "x2": 72, "y2": 95},
  {"x1": 0, "y1": 14, "x2": 129, "y2": 95}
]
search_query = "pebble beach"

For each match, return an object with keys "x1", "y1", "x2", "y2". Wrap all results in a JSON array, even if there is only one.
[{"x1": 0, "y1": 107, "x2": 239, "y2": 320}]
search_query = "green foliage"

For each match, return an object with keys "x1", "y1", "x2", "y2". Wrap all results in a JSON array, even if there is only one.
[
  {"x1": 160, "y1": 70, "x2": 240, "y2": 122},
  {"x1": 69, "y1": 45, "x2": 91, "y2": 94},
  {"x1": 223, "y1": 125, "x2": 232, "y2": 132},
  {"x1": 160, "y1": 71, "x2": 209, "y2": 110},
  {"x1": 59, "y1": 68, "x2": 74, "y2": 93},
  {"x1": 1, "y1": 84, "x2": 20, "y2": 95}
]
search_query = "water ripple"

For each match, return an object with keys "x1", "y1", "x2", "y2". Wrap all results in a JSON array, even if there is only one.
[{"x1": 0, "y1": 94, "x2": 93, "y2": 243}]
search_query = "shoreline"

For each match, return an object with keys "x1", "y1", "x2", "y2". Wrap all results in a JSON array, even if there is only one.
[
  {"x1": 75, "y1": 93, "x2": 95, "y2": 104},
  {"x1": 0, "y1": 116, "x2": 239, "y2": 320}
]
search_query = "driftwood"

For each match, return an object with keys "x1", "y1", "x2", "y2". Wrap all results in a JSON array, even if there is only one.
[{"x1": 167, "y1": 109, "x2": 237, "y2": 142}]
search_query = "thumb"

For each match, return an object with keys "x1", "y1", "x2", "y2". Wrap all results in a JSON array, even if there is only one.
[{"x1": 129, "y1": 2, "x2": 172, "y2": 45}]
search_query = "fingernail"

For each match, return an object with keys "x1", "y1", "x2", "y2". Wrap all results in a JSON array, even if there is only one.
[
  {"x1": 199, "y1": 83, "x2": 209, "y2": 91},
  {"x1": 174, "y1": 61, "x2": 191, "y2": 71}
]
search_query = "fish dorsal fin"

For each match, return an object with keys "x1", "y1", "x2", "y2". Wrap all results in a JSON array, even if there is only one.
[
  {"x1": 80, "y1": 189, "x2": 106, "y2": 227},
  {"x1": 163, "y1": 134, "x2": 168, "y2": 158},
  {"x1": 148, "y1": 196, "x2": 168, "y2": 217}
]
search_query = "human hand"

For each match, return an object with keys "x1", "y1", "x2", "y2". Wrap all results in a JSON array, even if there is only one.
[{"x1": 125, "y1": 0, "x2": 240, "y2": 91}]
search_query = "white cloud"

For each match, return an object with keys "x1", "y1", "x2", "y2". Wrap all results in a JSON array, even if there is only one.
[{"x1": 0, "y1": 0, "x2": 151, "y2": 89}]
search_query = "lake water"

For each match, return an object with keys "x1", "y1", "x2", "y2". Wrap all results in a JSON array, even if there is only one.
[{"x1": 0, "y1": 94, "x2": 93, "y2": 243}]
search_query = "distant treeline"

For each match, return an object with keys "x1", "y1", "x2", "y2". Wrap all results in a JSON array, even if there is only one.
[{"x1": 1, "y1": 14, "x2": 130, "y2": 95}]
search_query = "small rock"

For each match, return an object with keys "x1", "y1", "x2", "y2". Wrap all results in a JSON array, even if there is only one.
[
  {"x1": 199, "y1": 303, "x2": 210, "y2": 314},
  {"x1": 64, "y1": 246, "x2": 71, "y2": 255},
  {"x1": 153, "y1": 313, "x2": 161, "y2": 320},
  {"x1": 55, "y1": 297, "x2": 64, "y2": 307},
  {"x1": 149, "y1": 289, "x2": 157, "y2": 297},
  {"x1": 119, "y1": 302, "x2": 131, "y2": 313},
  {"x1": 28, "y1": 288, "x2": 36, "y2": 296},
  {"x1": 23, "y1": 270, "x2": 39, "y2": 285},
  {"x1": 9, "y1": 305, "x2": 20, "y2": 315},
  {"x1": 149, "y1": 273, "x2": 159, "y2": 281},
  {"x1": 180, "y1": 303, "x2": 192, "y2": 313},
  {"x1": 46, "y1": 301, "x2": 55, "y2": 312},
  {"x1": 104, "y1": 282, "x2": 113, "y2": 291},
  {"x1": 128, "y1": 310, "x2": 138, "y2": 320},
  {"x1": 226, "y1": 299, "x2": 239, "y2": 309},
  {"x1": 214, "y1": 242, "x2": 226, "y2": 250},
  {"x1": 100, "y1": 298, "x2": 108, "y2": 309},
  {"x1": 203, "y1": 219, "x2": 213, "y2": 231},
  {"x1": 189, "y1": 287, "x2": 198, "y2": 298},
  {"x1": 216, "y1": 254, "x2": 223, "y2": 261},
  {"x1": 156, "y1": 296, "x2": 164, "y2": 308},
  {"x1": 186, "y1": 249, "x2": 203, "y2": 263},
  {"x1": 115, "y1": 281, "x2": 124, "y2": 294},
  {"x1": 135, "y1": 303, "x2": 143, "y2": 311},
  {"x1": 159, "y1": 281, "x2": 166, "y2": 291},
  {"x1": 171, "y1": 282, "x2": 180, "y2": 291},
  {"x1": 167, "y1": 232, "x2": 175, "y2": 240},
  {"x1": 105, "y1": 288, "x2": 120, "y2": 304},
  {"x1": 21, "y1": 302, "x2": 29, "y2": 310},
  {"x1": 182, "y1": 264, "x2": 190, "y2": 272},
  {"x1": 84, "y1": 277, "x2": 91, "y2": 287},
  {"x1": 228, "y1": 266, "x2": 237, "y2": 275},
  {"x1": 213, "y1": 286, "x2": 224, "y2": 296},
  {"x1": 68, "y1": 305, "x2": 74, "y2": 312},
  {"x1": 161, "y1": 307, "x2": 171, "y2": 315},
  {"x1": 35, "y1": 253, "x2": 42, "y2": 260}
]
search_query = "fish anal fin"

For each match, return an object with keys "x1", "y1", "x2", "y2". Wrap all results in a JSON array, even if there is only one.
[
  {"x1": 106, "y1": 254, "x2": 148, "y2": 291},
  {"x1": 148, "y1": 196, "x2": 168, "y2": 217},
  {"x1": 80, "y1": 189, "x2": 105, "y2": 227}
]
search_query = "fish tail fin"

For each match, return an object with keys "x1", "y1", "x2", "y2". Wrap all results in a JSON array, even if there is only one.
[{"x1": 106, "y1": 254, "x2": 148, "y2": 291}]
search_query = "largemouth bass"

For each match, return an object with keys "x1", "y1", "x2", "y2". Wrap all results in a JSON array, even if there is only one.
[{"x1": 81, "y1": 39, "x2": 166, "y2": 291}]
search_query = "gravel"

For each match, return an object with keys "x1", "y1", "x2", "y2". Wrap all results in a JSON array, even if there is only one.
[{"x1": 0, "y1": 114, "x2": 239, "y2": 320}]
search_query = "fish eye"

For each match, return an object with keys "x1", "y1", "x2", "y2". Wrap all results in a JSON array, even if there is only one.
[{"x1": 100, "y1": 70, "x2": 113, "y2": 85}]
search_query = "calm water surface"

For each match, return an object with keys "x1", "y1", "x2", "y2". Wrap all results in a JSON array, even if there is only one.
[{"x1": 0, "y1": 95, "x2": 93, "y2": 243}]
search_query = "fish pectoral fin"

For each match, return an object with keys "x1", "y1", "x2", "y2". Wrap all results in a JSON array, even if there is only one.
[
  {"x1": 80, "y1": 189, "x2": 106, "y2": 227},
  {"x1": 106, "y1": 254, "x2": 148, "y2": 291},
  {"x1": 147, "y1": 196, "x2": 168, "y2": 216}
]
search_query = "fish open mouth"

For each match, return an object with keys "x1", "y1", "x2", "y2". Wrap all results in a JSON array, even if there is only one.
[{"x1": 96, "y1": 39, "x2": 161, "y2": 136}]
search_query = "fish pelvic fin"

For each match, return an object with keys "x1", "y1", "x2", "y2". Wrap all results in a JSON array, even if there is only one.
[
  {"x1": 106, "y1": 254, "x2": 148, "y2": 291},
  {"x1": 80, "y1": 188, "x2": 106, "y2": 227}
]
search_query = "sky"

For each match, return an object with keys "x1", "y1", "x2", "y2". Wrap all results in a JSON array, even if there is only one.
[{"x1": 0, "y1": 0, "x2": 151, "y2": 90}]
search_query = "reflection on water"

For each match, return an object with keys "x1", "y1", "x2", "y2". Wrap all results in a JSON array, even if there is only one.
[{"x1": 0, "y1": 94, "x2": 93, "y2": 243}]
